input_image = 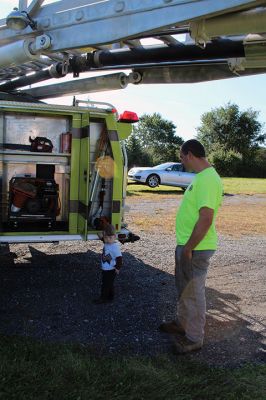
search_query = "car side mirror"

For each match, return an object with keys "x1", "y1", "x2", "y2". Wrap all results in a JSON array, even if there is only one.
[{"x1": 165, "y1": 167, "x2": 172, "y2": 171}]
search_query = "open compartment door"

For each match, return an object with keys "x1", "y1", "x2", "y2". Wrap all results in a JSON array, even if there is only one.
[{"x1": 69, "y1": 113, "x2": 90, "y2": 240}]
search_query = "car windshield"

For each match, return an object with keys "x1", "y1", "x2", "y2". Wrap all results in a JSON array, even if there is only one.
[{"x1": 153, "y1": 163, "x2": 174, "y2": 170}]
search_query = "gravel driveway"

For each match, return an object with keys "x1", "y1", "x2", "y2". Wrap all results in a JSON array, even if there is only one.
[{"x1": 0, "y1": 195, "x2": 265, "y2": 367}]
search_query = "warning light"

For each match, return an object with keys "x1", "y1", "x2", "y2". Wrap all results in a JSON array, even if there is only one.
[{"x1": 118, "y1": 111, "x2": 139, "y2": 123}]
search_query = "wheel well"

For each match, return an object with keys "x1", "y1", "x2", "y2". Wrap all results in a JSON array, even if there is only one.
[{"x1": 146, "y1": 173, "x2": 161, "y2": 184}]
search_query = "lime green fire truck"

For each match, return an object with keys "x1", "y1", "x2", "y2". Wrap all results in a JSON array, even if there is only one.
[{"x1": 0, "y1": 99, "x2": 139, "y2": 245}]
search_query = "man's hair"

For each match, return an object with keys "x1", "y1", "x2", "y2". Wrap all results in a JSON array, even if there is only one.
[{"x1": 181, "y1": 139, "x2": 206, "y2": 158}]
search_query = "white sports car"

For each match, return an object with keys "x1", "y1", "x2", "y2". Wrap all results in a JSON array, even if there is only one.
[{"x1": 128, "y1": 162, "x2": 195, "y2": 189}]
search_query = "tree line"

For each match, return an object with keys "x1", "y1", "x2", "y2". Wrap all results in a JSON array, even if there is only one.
[{"x1": 125, "y1": 103, "x2": 266, "y2": 178}]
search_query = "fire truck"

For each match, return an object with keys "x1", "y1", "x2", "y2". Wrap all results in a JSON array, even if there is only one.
[{"x1": 0, "y1": 0, "x2": 266, "y2": 245}]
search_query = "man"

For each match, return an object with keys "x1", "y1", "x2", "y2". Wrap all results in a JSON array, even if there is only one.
[{"x1": 160, "y1": 139, "x2": 223, "y2": 354}]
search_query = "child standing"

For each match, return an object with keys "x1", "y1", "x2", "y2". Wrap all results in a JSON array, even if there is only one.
[{"x1": 93, "y1": 224, "x2": 122, "y2": 304}]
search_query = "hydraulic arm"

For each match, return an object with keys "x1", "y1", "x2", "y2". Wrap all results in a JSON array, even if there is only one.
[{"x1": 0, "y1": 0, "x2": 265, "y2": 95}]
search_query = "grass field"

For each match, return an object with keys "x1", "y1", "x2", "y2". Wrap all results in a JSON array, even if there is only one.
[
  {"x1": 127, "y1": 177, "x2": 266, "y2": 196},
  {"x1": 221, "y1": 178, "x2": 266, "y2": 195},
  {"x1": 1, "y1": 336, "x2": 265, "y2": 400}
]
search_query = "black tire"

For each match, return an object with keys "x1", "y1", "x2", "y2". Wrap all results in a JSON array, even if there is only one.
[{"x1": 146, "y1": 174, "x2": 160, "y2": 188}]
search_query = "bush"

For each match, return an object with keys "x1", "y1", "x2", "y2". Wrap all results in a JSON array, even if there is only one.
[
  {"x1": 209, "y1": 149, "x2": 243, "y2": 177},
  {"x1": 209, "y1": 147, "x2": 266, "y2": 178},
  {"x1": 252, "y1": 148, "x2": 266, "y2": 178}
]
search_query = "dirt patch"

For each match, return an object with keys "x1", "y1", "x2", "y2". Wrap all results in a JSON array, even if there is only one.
[
  {"x1": 126, "y1": 193, "x2": 266, "y2": 237},
  {"x1": 0, "y1": 194, "x2": 265, "y2": 367}
]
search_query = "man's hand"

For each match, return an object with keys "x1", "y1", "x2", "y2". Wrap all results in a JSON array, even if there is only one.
[{"x1": 181, "y1": 245, "x2": 193, "y2": 264}]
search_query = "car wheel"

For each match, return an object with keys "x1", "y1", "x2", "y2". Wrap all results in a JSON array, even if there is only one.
[{"x1": 146, "y1": 174, "x2": 160, "y2": 188}]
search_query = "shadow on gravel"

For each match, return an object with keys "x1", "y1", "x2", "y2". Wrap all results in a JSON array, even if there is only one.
[{"x1": 0, "y1": 246, "x2": 264, "y2": 366}]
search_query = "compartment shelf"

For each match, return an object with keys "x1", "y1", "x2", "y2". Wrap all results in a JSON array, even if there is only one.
[{"x1": 1, "y1": 150, "x2": 70, "y2": 165}]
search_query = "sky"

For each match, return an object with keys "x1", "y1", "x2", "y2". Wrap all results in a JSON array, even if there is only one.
[{"x1": 1, "y1": 0, "x2": 266, "y2": 141}]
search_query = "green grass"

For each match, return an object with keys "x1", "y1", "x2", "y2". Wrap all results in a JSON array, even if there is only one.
[
  {"x1": 127, "y1": 177, "x2": 266, "y2": 196},
  {"x1": 0, "y1": 336, "x2": 265, "y2": 400},
  {"x1": 222, "y1": 178, "x2": 266, "y2": 194},
  {"x1": 127, "y1": 182, "x2": 184, "y2": 197}
]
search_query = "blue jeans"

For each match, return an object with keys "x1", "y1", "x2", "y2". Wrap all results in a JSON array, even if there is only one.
[{"x1": 175, "y1": 245, "x2": 215, "y2": 342}]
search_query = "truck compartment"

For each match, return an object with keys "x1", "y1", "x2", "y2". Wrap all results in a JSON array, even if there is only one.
[{"x1": 0, "y1": 107, "x2": 116, "y2": 238}]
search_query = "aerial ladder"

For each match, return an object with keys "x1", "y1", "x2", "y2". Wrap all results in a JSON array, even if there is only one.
[{"x1": 0, "y1": 0, "x2": 265, "y2": 98}]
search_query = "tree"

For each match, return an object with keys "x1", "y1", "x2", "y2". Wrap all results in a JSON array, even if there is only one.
[
  {"x1": 125, "y1": 133, "x2": 152, "y2": 168},
  {"x1": 132, "y1": 113, "x2": 184, "y2": 165},
  {"x1": 196, "y1": 103, "x2": 265, "y2": 159}
]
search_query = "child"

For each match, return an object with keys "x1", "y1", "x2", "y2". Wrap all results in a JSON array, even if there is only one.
[{"x1": 93, "y1": 224, "x2": 122, "y2": 304}]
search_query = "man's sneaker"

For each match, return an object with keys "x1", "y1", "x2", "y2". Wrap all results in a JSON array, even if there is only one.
[
  {"x1": 173, "y1": 336, "x2": 203, "y2": 354},
  {"x1": 159, "y1": 320, "x2": 185, "y2": 335}
]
